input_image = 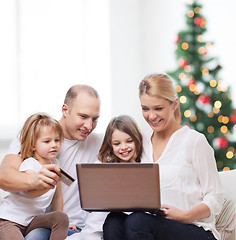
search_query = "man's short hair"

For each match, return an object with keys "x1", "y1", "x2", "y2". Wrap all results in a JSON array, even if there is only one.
[{"x1": 64, "y1": 84, "x2": 99, "y2": 107}]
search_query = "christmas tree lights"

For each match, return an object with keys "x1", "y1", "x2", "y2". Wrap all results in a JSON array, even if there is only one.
[{"x1": 168, "y1": 0, "x2": 236, "y2": 171}]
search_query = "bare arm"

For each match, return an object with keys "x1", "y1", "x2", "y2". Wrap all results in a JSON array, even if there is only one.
[
  {"x1": 51, "y1": 181, "x2": 63, "y2": 211},
  {"x1": 162, "y1": 203, "x2": 211, "y2": 224},
  {"x1": 0, "y1": 154, "x2": 60, "y2": 192}
]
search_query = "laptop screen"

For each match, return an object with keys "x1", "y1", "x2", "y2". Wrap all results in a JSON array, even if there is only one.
[{"x1": 76, "y1": 163, "x2": 161, "y2": 213}]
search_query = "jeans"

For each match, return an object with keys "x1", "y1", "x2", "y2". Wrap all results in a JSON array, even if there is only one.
[
  {"x1": 24, "y1": 228, "x2": 50, "y2": 240},
  {"x1": 24, "y1": 227, "x2": 81, "y2": 240},
  {"x1": 68, "y1": 227, "x2": 81, "y2": 236},
  {"x1": 103, "y1": 212, "x2": 217, "y2": 240}
]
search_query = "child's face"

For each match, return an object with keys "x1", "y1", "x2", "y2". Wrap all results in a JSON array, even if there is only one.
[
  {"x1": 33, "y1": 126, "x2": 62, "y2": 163},
  {"x1": 111, "y1": 129, "x2": 136, "y2": 162}
]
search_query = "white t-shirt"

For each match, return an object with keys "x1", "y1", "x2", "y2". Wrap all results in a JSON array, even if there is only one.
[
  {"x1": 7, "y1": 133, "x2": 103, "y2": 228},
  {"x1": 141, "y1": 125, "x2": 224, "y2": 240},
  {"x1": 0, "y1": 158, "x2": 56, "y2": 226}
]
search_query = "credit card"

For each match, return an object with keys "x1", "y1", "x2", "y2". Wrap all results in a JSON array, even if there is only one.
[{"x1": 60, "y1": 168, "x2": 75, "y2": 186}]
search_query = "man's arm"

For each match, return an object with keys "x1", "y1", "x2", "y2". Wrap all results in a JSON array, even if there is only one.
[{"x1": 0, "y1": 154, "x2": 60, "y2": 192}]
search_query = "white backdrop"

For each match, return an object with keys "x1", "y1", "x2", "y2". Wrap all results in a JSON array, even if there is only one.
[{"x1": 0, "y1": 0, "x2": 236, "y2": 144}]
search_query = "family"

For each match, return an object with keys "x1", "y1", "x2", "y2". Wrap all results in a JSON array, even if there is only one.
[{"x1": 0, "y1": 73, "x2": 224, "y2": 240}]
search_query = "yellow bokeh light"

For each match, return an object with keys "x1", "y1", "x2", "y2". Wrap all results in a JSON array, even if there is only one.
[
  {"x1": 188, "y1": 10, "x2": 194, "y2": 18},
  {"x1": 190, "y1": 115, "x2": 197, "y2": 122},
  {"x1": 226, "y1": 151, "x2": 234, "y2": 159},
  {"x1": 220, "y1": 125, "x2": 228, "y2": 134},
  {"x1": 184, "y1": 110, "x2": 191, "y2": 118},
  {"x1": 182, "y1": 42, "x2": 189, "y2": 50},
  {"x1": 208, "y1": 111, "x2": 214, "y2": 118},
  {"x1": 179, "y1": 73, "x2": 186, "y2": 80},
  {"x1": 180, "y1": 96, "x2": 187, "y2": 103},
  {"x1": 198, "y1": 46, "x2": 206, "y2": 54},
  {"x1": 222, "y1": 86, "x2": 228, "y2": 92},
  {"x1": 205, "y1": 42, "x2": 212, "y2": 48},
  {"x1": 207, "y1": 126, "x2": 214, "y2": 133},
  {"x1": 197, "y1": 35, "x2": 203, "y2": 42},
  {"x1": 210, "y1": 79, "x2": 217, "y2": 87},
  {"x1": 189, "y1": 84, "x2": 196, "y2": 92},
  {"x1": 218, "y1": 115, "x2": 223, "y2": 123},
  {"x1": 217, "y1": 80, "x2": 228, "y2": 92},
  {"x1": 200, "y1": 18, "x2": 206, "y2": 28},
  {"x1": 217, "y1": 85, "x2": 221, "y2": 91},
  {"x1": 175, "y1": 85, "x2": 182, "y2": 93},
  {"x1": 223, "y1": 167, "x2": 230, "y2": 171},
  {"x1": 213, "y1": 107, "x2": 220, "y2": 114},
  {"x1": 194, "y1": 7, "x2": 200, "y2": 14},
  {"x1": 202, "y1": 68, "x2": 209, "y2": 75},
  {"x1": 222, "y1": 116, "x2": 229, "y2": 124},
  {"x1": 184, "y1": 65, "x2": 191, "y2": 72},
  {"x1": 214, "y1": 101, "x2": 222, "y2": 109}
]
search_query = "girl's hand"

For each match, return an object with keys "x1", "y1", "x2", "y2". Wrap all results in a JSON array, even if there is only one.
[
  {"x1": 69, "y1": 224, "x2": 77, "y2": 231},
  {"x1": 161, "y1": 204, "x2": 190, "y2": 224}
]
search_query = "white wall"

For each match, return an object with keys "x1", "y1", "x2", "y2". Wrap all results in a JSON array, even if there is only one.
[{"x1": 1, "y1": 0, "x2": 236, "y2": 160}]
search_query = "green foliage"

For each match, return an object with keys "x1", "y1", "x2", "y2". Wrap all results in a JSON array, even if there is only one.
[{"x1": 167, "y1": 0, "x2": 236, "y2": 171}]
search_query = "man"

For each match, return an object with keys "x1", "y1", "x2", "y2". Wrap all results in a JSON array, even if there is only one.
[{"x1": 0, "y1": 84, "x2": 104, "y2": 239}]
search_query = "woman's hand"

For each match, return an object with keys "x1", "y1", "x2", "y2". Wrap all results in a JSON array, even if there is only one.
[
  {"x1": 161, "y1": 203, "x2": 211, "y2": 224},
  {"x1": 161, "y1": 204, "x2": 190, "y2": 224}
]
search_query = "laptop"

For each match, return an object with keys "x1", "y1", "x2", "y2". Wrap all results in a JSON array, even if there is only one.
[{"x1": 76, "y1": 163, "x2": 161, "y2": 213}]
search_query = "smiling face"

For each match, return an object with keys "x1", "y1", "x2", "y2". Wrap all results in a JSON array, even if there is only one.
[
  {"x1": 140, "y1": 94, "x2": 178, "y2": 133},
  {"x1": 33, "y1": 126, "x2": 62, "y2": 164},
  {"x1": 61, "y1": 91, "x2": 100, "y2": 141},
  {"x1": 111, "y1": 129, "x2": 136, "y2": 162}
]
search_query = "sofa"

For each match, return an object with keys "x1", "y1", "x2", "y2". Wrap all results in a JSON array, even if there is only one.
[
  {"x1": 217, "y1": 170, "x2": 236, "y2": 240},
  {"x1": 0, "y1": 170, "x2": 235, "y2": 239}
]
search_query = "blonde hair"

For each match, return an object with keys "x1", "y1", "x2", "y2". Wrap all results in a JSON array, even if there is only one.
[
  {"x1": 98, "y1": 115, "x2": 143, "y2": 163},
  {"x1": 19, "y1": 113, "x2": 64, "y2": 160},
  {"x1": 139, "y1": 73, "x2": 181, "y2": 123}
]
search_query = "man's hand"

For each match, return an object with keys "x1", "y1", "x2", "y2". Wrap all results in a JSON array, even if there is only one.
[{"x1": 29, "y1": 164, "x2": 61, "y2": 190}]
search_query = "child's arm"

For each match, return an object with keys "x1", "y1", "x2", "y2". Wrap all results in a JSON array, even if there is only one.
[
  {"x1": 26, "y1": 188, "x2": 50, "y2": 198},
  {"x1": 51, "y1": 181, "x2": 63, "y2": 211},
  {"x1": 52, "y1": 181, "x2": 78, "y2": 231}
]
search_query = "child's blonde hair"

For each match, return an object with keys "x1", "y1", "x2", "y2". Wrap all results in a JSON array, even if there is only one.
[
  {"x1": 19, "y1": 113, "x2": 63, "y2": 160},
  {"x1": 98, "y1": 115, "x2": 143, "y2": 163}
]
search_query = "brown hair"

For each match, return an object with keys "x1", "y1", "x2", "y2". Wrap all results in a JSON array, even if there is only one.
[
  {"x1": 98, "y1": 115, "x2": 143, "y2": 163},
  {"x1": 64, "y1": 84, "x2": 99, "y2": 108},
  {"x1": 19, "y1": 113, "x2": 64, "y2": 160},
  {"x1": 139, "y1": 73, "x2": 181, "y2": 123}
]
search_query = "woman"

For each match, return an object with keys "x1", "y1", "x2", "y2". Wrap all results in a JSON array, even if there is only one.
[{"x1": 103, "y1": 74, "x2": 223, "y2": 240}]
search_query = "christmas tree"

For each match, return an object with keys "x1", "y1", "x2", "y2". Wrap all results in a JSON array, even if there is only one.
[{"x1": 168, "y1": 0, "x2": 236, "y2": 171}]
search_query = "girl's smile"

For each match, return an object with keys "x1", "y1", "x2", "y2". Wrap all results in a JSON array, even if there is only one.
[{"x1": 111, "y1": 130, "x2": 136, "y2": 163}]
